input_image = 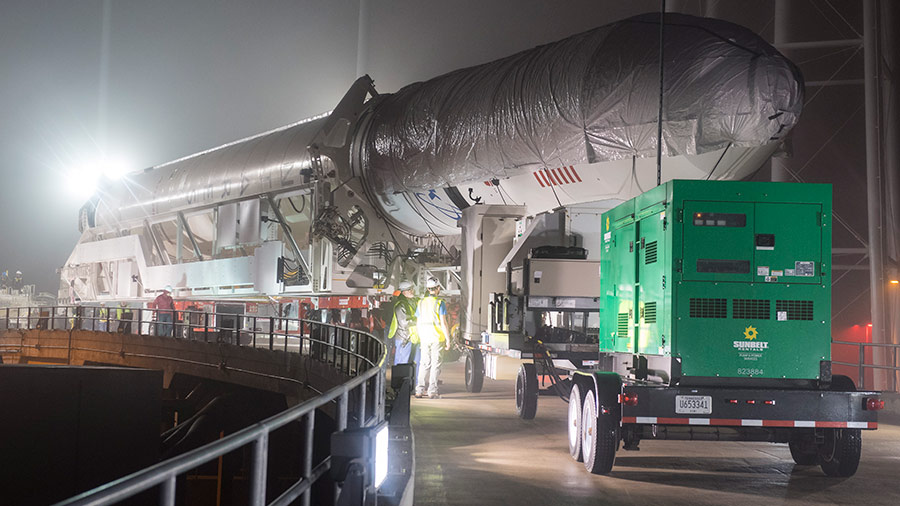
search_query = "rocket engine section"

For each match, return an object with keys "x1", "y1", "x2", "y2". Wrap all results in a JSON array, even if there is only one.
[{"x1": 64, "y1": 13, "x2": 803, "y2": 302}]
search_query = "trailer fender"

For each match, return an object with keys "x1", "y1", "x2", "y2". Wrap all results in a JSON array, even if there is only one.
[{"x1": 572, "y1": 371, "x2": 622, "y2": 419}]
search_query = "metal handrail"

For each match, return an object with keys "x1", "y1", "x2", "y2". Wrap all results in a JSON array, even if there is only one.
[
  {"x1": 831, "y1": 339, "x2": 900, "y2": 392},
  {"x1": 1, "y1": 304, "x2": 387, "y2": 506}
]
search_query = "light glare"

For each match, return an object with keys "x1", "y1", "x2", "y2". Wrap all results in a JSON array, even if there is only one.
[
  {"x1": 374, "y1": 425, "x2": 389, "y2": 488},
  {"x1": 63, "y1": 154, "x2": 133, "y2": 199}
]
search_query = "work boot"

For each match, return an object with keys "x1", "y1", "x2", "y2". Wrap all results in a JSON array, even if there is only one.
[
  {"x1": 414, "y1": 391, "x2": 424, "y2": 398},
  {"x1": 428, "y1": 392, "x2": 440, "y2": 399}
]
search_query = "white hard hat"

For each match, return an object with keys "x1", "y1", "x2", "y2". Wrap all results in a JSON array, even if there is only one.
[
  {"x1": 398, "y1": 280, "x2": 414, "y2": 291},
  {"x1": 164, "y1": 285, "x2": 173, "y2": 293},
  {"x1": 425, "y1": 277, "x2": 440, "y2": 289}
]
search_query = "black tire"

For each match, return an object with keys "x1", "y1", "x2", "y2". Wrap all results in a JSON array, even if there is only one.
[
  {"x1": 788, "y1": 441, "x2": 818, "y2": 465},
  {"x1": 568, "y1": 383, "x2": 584, "y2": 462},
  {"x1": 581, "y1": 391, "x2": 617, "y2": 474},
  {"x1": 816, "y1": 374, "x2": 862, "y2": 477},
  {"x1": 464, "y1": 349, "x2": 484, "y2": 393},
  {"x1": 819, "y1": 428, "x2": 862, "y2": 477},
  {"x1": 516, "y1": 363, "x2": 538, "y2": 420}
]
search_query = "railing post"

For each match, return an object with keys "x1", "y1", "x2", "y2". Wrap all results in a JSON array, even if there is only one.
[
  {"x1": 253, "y1": 316, "x2": 257, "y2": 348},
  {"x1": 160, "y1": 475, "x2": 176, "y2": 506},
  {"x1": 5, "y1": 307, "x2": 9, "y2": 330},
  {"x1": 334, "y1": 390, "x2": 349, "y2": 502},
  {"x1": 894, "y1": 346, "x2": 898, "y2": 393},
  {"x1": 301, "y1": 411, "x2": 314, "y2": 506},
  {"x1": 204, "y1": 312, "x2": 210, "y2": 343},
  {"x1": 376, "y1": 364, "x2": 384, "y2": 423},
  {"x1": 269, "y1": 317, "x2": 275, "y2": 350},
  {"x1": 250, "y1": 432, "x2": 269, "y2": 506},
  {"x1": 859, "y1": 343, "x2": 865, "y2": 390},
  {"x1": 299, "y1": 320, "x2": 304, "y2": 355},
  {"x1": 338, "y1": 391, "x2": 348, "y2": 431},
  {"x1": 358, "y1": 379, "x2": 367, "y2": 427}
]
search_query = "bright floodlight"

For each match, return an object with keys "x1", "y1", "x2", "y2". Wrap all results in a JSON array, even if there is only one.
[
  {"x1": 98, "y1": 155, "x2": 131, "y2": 180},
  {"x1": 64, "y1": 164, "x2": 100, "y2": 198},
  {"x1": 64, "y1": 155, "x2": 132, "y2": 199},
  {"x1": 374, "y1": 424, "x2": 389, "y2": 488}
]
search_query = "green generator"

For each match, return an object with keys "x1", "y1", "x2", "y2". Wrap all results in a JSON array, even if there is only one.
[
  {"x1": 599, "y1": 180, "x2": 831, "y2": 383},
  {"x1": 568, "y1": 180, "x2": 880, "y2": 478}
]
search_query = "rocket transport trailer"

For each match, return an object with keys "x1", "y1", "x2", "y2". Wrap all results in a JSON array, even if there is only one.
[{"x1": 472, "y1": 180, "x2": 883, "y2": 477}]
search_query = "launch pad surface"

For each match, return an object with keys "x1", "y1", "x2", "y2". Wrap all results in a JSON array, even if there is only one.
[{"x1": 411, "y1": 361, "x2": 900, "y2": 506}]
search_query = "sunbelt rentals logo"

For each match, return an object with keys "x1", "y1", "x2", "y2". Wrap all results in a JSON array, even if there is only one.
[{"x1": 734, "y1": 325, "x2": 768, "y2": 350}]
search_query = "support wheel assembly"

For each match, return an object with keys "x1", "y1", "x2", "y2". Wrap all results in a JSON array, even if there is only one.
[
  {"x1": 516, "y1": 363, "x2": 538, "y2": 419},
  {"x1": 464, "y1": 348, "x2": 484, "y2": 393}
]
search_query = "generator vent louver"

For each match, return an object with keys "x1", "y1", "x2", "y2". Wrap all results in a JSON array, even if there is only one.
[
  {"x1": 642, "y1": 302, "x2": 657, "y2": 323},
  {"x1": 645, "y1": 241, "x2": 658, "y2": 264},
  {"x1": 776, "y1": 300, "x2": 814, "y2": 321},
  {"x1": 733, "y1": 299, "x2": 771, "y2": 319},
  {"x1": 689, "y1": 298, "x2": 727, "y2": 318},
  {"x1": 617, "y1": 312, "x2": 630, "y2": 336}
]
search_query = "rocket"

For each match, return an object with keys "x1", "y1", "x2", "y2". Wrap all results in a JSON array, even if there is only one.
[{"x1": 66, "y1": 13, "x2": 803, "y2": 300}]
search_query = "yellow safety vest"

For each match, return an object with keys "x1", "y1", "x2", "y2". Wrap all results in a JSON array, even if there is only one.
[
  {"x1": 389, "y1": 296, "x2": 420, "y2": 344},
  {"x1": 416, "y1": 295, "x2": 446, "y2": 344}
]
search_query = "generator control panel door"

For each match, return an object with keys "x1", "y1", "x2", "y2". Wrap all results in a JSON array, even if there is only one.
[
  {"x1": 753, "y1": 203, "x2": 823, "y2": 284},
  {"x1": 682, "y1": 201, "x2": 755, "y2": 283}
]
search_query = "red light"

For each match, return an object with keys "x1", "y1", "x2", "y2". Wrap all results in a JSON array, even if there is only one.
[
  {"x1": 764, "y1": 400, "x2": 776, "y2": 406},
  {"x1": 622, "y1": 393, "x2": 639, "y2": 406},
  {"x1": 866, "y1": 398, "x2": 885, "y2": 411},
  {"x1": 746, "y1": 399, "x2": 756, "y2": 405},
  {"x1": 727, "y1": 399, "x2": 738, "y2": 404}
]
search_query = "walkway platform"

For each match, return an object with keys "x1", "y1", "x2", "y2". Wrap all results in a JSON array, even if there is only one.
[{"x1": 411, "y1": 360, "x2": 900, "y2": 506}]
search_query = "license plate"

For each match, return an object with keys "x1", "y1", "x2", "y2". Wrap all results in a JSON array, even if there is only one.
[{"x1": 675, "y1": 395, "x2": 712, "y2": 415}]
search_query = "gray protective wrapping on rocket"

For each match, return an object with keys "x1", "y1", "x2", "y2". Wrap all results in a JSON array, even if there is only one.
[{"x1": 363, "y1": 13, "x2": 803, "y2": 195}]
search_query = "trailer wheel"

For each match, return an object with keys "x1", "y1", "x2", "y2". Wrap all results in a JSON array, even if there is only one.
[
  {"x1": 788, "y1": 441, "x2": 818, "y2": 465},
  {"x1": 464, "y1": 349, "x2": 484, "y2": 393},
  {"x1": 581, "y1": 391, "x2": 617, "y2": 474},
  {"x1": 567, "y1": 383, "x2": 584, "y2": 462},
  {"x1": 516, "y1": 363, "x2": 538, "y2": 419},
  {"x1": 819, "y1": 428, "x2": 862, "y2": 477}
]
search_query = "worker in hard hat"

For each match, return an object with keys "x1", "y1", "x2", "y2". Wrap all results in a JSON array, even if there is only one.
[
  {"x1": 415, "y1": 277, "x2": 451, "y2": 398},
  {"x1": 97, "y1": 302, "x2": 108, "y2": 332},
  {"x1": 116, "y1": 301, "x2": 133, "y2": 334},
  {"x1": 154, "y1": 285, "x2": 175, "y2": 337},
  {"x1": 391, "y1": 281, "x2": 419, "y2": 366}
]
